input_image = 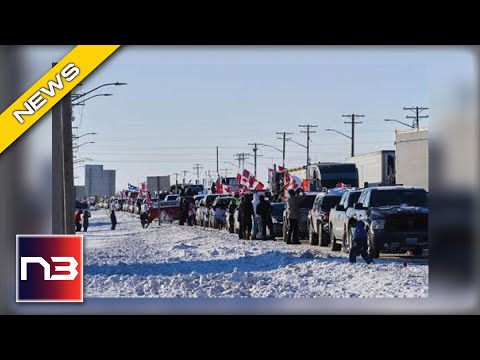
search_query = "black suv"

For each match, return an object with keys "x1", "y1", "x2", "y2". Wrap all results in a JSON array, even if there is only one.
[{"x1": 349, "y1": 186, "x2": 428, "y2": 258}]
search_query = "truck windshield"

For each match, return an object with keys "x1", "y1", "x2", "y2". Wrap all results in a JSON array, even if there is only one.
[
  {"x1": 300, "y1": 195, "x2": 317, "y2": 209},
  {"x1": 321, "y1": 195, "x2": 342, "y2": 211},
  {"x1": 347, "y1": 192, "x2": 361, "y2": 207},
  {"x1": 370, "y1": 190, "x2": 428, "y2": 208}
]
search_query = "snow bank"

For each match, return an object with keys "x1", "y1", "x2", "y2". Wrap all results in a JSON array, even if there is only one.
[{"x1": 83, "y1": 209, "x2": 428, "y2": 298}]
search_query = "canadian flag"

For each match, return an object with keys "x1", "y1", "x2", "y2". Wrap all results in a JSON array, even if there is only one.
[
  {"x1": 238, "y1": 172, "x2": 250, "y2": 188},
  {"x1": 278, "y1": 165, "x2": 285, "y2": 172},
  {"x1": 284, "y1": 171, "x2": 304, "y2": 190},
  {"x1": 216, "y1": 182, "x2": 231, "y2": 195}
]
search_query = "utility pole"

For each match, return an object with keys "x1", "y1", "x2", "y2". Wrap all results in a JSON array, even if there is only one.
[
  {"x1": 52, "y1": 77, "x2": 65, "y2": 234},
  {"x1": 216, "y1": 146, "x2": 219, "y2": 176},
  {"x1": 193, "y1": 163, "x2": 203, "y2": 185},
  {"x1": 248, "y1": 143, "x2": 263, "y2": 177},
  {"x1": 234, "y1": 153, "x2": 250, "y2": 172},
  {"x1": 403, "y1": 106, "x2": 428, "y2": 130},
  {"x1": 181, "y1": 170, "x2": 188, "y2": 188},
  {"x1": 276, "y1": 131, "x2": 293, "y2": 169},
  {"x1": 52, "y1": 60, "x2": 75, "y2": 235},
  {"x1": 342, "y1": 114, "x2": 364, "y2": 157},
  {"x1": 173, "y1": 172, "x2": 180, "y2": 193},
  {"x1": 219, "y1": 168, "x2": 230, "y2": 177},
  {"x1": 62, "y1": 91, "x2": 75, "y2": 234},
  {"x1": 298, "y1": 124, "x2": 317, "y2": 180}
]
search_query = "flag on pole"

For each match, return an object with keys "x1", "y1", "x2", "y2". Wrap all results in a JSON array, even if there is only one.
[
  {"x1": 278, "y1": 165, "x2": 285, "y2": 172},
  {"x1": 128, "y1": 183, "x2": 139, "y2": 192}
]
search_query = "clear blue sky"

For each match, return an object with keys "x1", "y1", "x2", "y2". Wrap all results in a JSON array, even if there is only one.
[{"x1": 21, "y1": 46, "x2": 475, "y2": 190}]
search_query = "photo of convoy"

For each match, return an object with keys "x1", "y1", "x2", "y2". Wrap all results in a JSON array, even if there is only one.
[{"x1": 92, "y1": 158, "x2": 428, "y2": 259}]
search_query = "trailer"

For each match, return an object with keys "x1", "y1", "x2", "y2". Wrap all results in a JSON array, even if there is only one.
[{"x1": 345, "y1": 150, "x2": 395, "y2": 188}]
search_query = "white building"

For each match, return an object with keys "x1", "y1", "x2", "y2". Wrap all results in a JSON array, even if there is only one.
[{"x1": 85, "y1": 164, "x2": 116, "y2": 197}]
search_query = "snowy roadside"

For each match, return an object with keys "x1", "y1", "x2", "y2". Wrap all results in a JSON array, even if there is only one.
[{"x1": 83, "y1": 209, "x2": 428, "y2": 298}]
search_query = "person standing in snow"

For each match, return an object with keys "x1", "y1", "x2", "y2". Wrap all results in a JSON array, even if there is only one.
[
  {"x1": 110, "y1": 210, "x2": 117, "y2": 230},
  {"x1": 188, "y1": 199, "x2": 196, "y2": 226},
  {"x1": 239, "y1": 194, "x2": 254, "y2": 240},
  {"x1": 82, "y1": 210, "x2": 91, "y2": 232},
  {"x1": 74, "y1": 209, "x2": 83, "y2": 232},
  {"x1": 140, "y1": 210, "x2": 150, "y2": 228},
  {"x1": 286, "y1": 188, "x2": 304, "y2": 244},
  {"x1": 256, "y1": 195, "x2": 275, "y2": 241},
  {"x1": 349, "y1": 220, "x2": 373, "y2": 264}
]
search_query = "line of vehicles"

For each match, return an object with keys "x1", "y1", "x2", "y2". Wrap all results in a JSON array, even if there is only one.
[{"x1": 91, "y1": 162, "x2": 428, "y2": 258}]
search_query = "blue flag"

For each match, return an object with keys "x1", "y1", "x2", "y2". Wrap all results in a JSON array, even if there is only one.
[{"x1": 128, "y1": 183, "x2": 139, "y2": 192}]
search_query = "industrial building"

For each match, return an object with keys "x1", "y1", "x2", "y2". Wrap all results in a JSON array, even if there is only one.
[
  {"x1": 395, "y1": 128, "x2": 428, "y2": 190},
  {"x1": 85, "y1": 164, "x2": 116, "y2": 197}
]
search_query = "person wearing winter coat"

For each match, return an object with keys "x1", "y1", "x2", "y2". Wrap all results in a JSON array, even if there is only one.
[
  {"x1": 82, "y1": 210, "x2": 91, "y2": 232},
  {"x1": 238, "y1": 195, "x2": 254, "y2": 240},
  {"x1": 349, "y1": 220, "x2": 373, "y2": 264},
  {"x1": 140, "y1": 211, "x2": 150, "y2": 228},
  {"x1": 228, "y1": 196, "x2": 238, "y2": 233},
  {"x1": 74, "y1": 209, "x2": 83, "y2": 232},
  {"x1": 110, "y1": 210, "x2": 117, "y2": 230},
  {"x1": 188, "y1": 200, "x2": 196, "y2": 226},
  {"x1": 286, "y1": 188, "x2": 304, "y2": 244},
  {"x1": 256, "y1": 195, "x2": 275, "y2": 241}
]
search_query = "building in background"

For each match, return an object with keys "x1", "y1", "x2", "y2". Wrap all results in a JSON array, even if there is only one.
[
  {"x1": 395, "y1": 128, "x2": 429, "y2": 190},
  {"x1": 346, "y1": 150, "x2": 395, "y2": 188},
  {"x1": 85, "y1": 164, "x2": 116, "y2": 197}
]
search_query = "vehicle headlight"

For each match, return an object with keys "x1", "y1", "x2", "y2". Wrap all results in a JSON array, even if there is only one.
[{"x1": 371, "y1": 220, "x2": 385, "y2": 230}]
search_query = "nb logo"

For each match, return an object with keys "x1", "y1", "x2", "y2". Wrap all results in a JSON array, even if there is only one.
[{"x1": 20, "y1": 257, "x2": 78, "y2": 281}]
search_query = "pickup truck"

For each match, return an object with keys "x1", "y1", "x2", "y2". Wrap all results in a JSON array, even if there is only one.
[
  {"x1": 307, "y1": 189, "x2": 345, "y2": 246},
  {"x1": 328, "y1": 189, "x2": 362, "y2": 251},
  {"x1": 347, "y1": 186, "x2": 428, "y2": 258}
]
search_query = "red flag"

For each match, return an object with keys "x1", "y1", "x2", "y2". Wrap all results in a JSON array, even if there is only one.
[
  {"x1": 146, "y1": 192, "x2": 152, "y2": 205},
  {"x1": 278, "y1": 165, "x2": 285, "y2": 172},
  {"x1": 268, "y1": 168, "x2": 273, "y2": 173},
  {"x1": 302, "y1": 179, "x2": 310, "y2": 191}
]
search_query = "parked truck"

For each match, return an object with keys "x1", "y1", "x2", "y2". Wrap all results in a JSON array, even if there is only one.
[
  {"x1": 345, "y1": 150, "x2": 395, "y2": 188},
  {"x1": 288, "y1": 162, "x2": 359, "y2": 190}
]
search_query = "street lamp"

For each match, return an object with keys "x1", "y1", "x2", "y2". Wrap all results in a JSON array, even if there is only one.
[
  {"x1": 286, "y1": 138, "x2": 307, "y2": 149},
  {"x1": 72, "y1": 82, "x2": 127, "y2": 102},
  {"x1": 73, "y1": 132, "x2": 98, "y2": 140},
  {"x1": 72, "y1": 94, "x2": 113, "y2": 107},
  {"x1": 73, "y1": 141, "x2": 95, "y2": 149},
  {"x1": 325, "y1": 128, "x2": 352, "y2": 139},
  {"x1": 384, "y1": 118, "x2": 415, "y2": 129},
  {"x1": 325, "y1": 128, "x2": 355, "y2": 157},
  {"x1": 258, "y1": 143, "x2": 283, "y2": 153}
]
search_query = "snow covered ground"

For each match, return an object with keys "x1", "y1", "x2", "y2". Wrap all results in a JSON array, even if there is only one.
[{"x1": 83, "y1": 209, "x2": 428, "y2": 298}]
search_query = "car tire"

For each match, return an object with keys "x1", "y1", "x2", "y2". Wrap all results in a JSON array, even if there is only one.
[
  {"x1": 367, "y1": 231, "x2": 380, "y2": 259},
  {"x1": 308, "y1": 221, "x2": 319, "y2": 245},
  {"x1": 343, "y1": 228, "x2": 350, "y2": 253},
  {"x1": 330, "y1": 224, "x2": 341, "y2": 251},
  {"x1": 319, "y1": 221, "x2": 329, "y2": 246}
]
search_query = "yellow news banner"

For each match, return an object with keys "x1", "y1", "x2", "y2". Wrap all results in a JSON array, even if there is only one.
[{"x1": 0, "y1": 45, "x2": 120, "y2": 154}]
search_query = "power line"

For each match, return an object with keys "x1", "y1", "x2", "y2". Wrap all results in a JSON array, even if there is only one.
[
  {"x1": 342, "y1": 114, "x2": 364, "y2": 157},
  {"x1": 403, "y1": 106, "x2": 428, "y2": 129},
  {"x1": 233, "y1": 153, "x2": 250, "y2": 171},
  {"x1": 276, "y1": 131, "x2": 293, "y2": 169},
  {"x1": 193, "y1": 163, "x2": 203, "y2": 185},
  {"x1": 248, "y1": 143, "x2": 263, "y2": 177},
  {"x1": 298, "y1": 124, "x2": 317, "y2": 171}
]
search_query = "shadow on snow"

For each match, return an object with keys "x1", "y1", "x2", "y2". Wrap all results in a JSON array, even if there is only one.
[{"x1": 84, "y1": 251, "x2": 339, "y2": 277}]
